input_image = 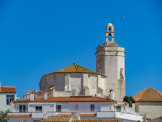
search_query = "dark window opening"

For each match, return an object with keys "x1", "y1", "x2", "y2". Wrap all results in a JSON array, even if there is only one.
[
  {"x1": 56, "y1": 105, "x2": 61, "y2": 112},
  {"x1": 90, "y1": 104, "x2": 95, "y2": 112},
  {"x1": 35, "y1": 106, "x2": 42, "y2": 112},
  {"x1": 109, "y1": 27, "x2": 111, "y2": 31},
  {"x1": 19, "y1": 105, "x2": 26, "y2": 112},
  {"x1": 108, "y1": 34, "x2": 112, "y2": 41},
  {"x1": 116, "y1": 106, "x2": 121, "y2": 112},
  {"x1": 6, "y1": 95, "x2": 14, "y2": 105}
]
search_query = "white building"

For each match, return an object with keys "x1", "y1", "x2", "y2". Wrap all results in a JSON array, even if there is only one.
[
  {"x1": 133, "y1": 87, "x2": 162, "y2": 119},
  {"x1": 39, "y1": 23, "x2": 125, "y2": 101},
  {"x1": 7, "y1": 96, "x2": 143, "y2": 122},
  {"x1": 0, "y1": 83, "x2": 17, "y2": 112}
]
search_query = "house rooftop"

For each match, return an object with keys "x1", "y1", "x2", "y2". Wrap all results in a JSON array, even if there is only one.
[
  {"x1": 13, "y1": 96, "x2": 115, "y2": 103},
  {"x1": 0, "y1": 86, "x2": 16, "y2": 93},
  {"x1": 133, "y1": 87, "x2": 162, "y2": 102}
]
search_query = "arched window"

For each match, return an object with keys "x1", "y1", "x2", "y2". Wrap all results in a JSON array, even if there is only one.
[
  {"x1": 108, "y1": 34, "x2": 112, "y2": 41},
  {"x1": 109, "y1": 27, "x2": 111, "y2": 31}
]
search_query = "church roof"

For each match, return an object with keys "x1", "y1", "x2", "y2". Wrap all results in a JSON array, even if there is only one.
[
  {"x1": 45, "y1": 63, "x2": 105, "y2": 76},
  {"x1": 133, "y1": 87, "x2": 162, "y2": 102}
]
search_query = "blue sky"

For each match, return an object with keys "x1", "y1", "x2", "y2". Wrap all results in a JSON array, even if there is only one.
[{"x1": 0, "y1": 0, "x2": 161, "y2": 98}]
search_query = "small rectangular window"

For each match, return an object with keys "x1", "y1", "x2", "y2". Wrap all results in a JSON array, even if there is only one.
[
  {"x1": 19, "y1": 105, "x2": 26, "y2": 112},
  {"x1": 35, "y1": 106, "x2": 42, "y2": 112},
  {"x1": 6, "y1": 95, "x2": 15, "y2": 105},
  {"x1": 56, "y1": 105, "x2": 61, "y2": 112},
  {"x1": 116, "y1": 106, "x2": 121, "y2": 112},
  {"x1": 90, "y1": 104, "x2": 94, "y2": 112}
]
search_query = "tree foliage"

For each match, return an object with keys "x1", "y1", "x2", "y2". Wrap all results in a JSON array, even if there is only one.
[
  {"x1": 0, "y1": 110, "x2": 9, "y2": 122},
  {"x1": 123, "y1": 96, "x2": 135, "y2": 107}
]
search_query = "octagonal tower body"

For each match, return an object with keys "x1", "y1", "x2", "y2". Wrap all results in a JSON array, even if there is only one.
[{"x1": 96, "y1": 23, "x2": 125, "y2": 101}]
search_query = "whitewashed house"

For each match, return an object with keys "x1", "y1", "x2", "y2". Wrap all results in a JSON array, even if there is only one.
[
  {"x1": 7, "y1": 95, "x2": 143, "y2": 122},
  {"x1": 0, "y1": 83, "x2": 17, "y2": 112}
]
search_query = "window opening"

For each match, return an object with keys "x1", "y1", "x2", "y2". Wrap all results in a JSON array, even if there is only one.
[
  {"x1": 19, "y1": 105, "x2": 26, "y2": 112},
  {"x1": 6, "y1": 95, "x2": 14, "y2": 105},
  {"x1": 35, "y1": 106, "x2": 42, "y2": 112},
  {"x1": 109, "y1": 27, "x2": 111, "y2": 31},
  {"x1": 108, "y1": 34, "x2": 112, "y2": 41},
  {"x1": 90, "y1": 104, "x2": 95, "y2": 112},
  {"x1": 116, "y1": 106, "x2": 121, "y2": 112},
  {"x1": 56, "y1": 105, "x2": 61, "y2": 112}
]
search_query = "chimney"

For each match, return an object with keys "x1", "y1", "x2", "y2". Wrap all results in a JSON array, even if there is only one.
[
  {"x1": 109, "y1": 90, "x2": 114, "y2": 100},
  {"x1": 30, "y1": 93, "x2": 34, "y2": 101},
  {"x1": 44, "y1": 92, "x2": 47, "y2": 100}
]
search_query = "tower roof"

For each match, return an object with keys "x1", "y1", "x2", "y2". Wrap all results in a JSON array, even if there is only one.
[
  {"x1": 133, "y1": 87, "x2": 162, "y2": 102},
  {"x1": 44, "y1": 63, "x2": 105, "y2": 76},
  {"x1": 106, "y1": 41, "x2": 119, "y2": 47}
]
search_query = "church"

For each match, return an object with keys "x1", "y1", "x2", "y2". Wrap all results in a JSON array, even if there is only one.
[{"x1": 39, "y1": 23, "x2": 125, "y2": 101}]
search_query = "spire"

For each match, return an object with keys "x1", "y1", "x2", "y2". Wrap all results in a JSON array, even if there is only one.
[{"x1": 105, "y1": 23, "x2": 116, "y2": 46}]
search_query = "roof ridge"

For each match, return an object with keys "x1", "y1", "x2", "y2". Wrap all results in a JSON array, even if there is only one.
[
  {"x1": 150, "y1": 87, "x2": 162, "y2": 97},
  {"x1": 73, "y1": 63, "x2": 78, "y2": 72}
]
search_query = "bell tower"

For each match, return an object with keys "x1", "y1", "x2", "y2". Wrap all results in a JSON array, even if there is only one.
[{"x1": 96, "y1": 23, "x2": 125, "y2": 101}]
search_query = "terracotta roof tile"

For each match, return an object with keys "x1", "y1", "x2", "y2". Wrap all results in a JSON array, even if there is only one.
[
  {"x1": 41, "y1": 116, "x2": 119, "y2": 122},
  {"x1": 13, "y1": 96, "x2": 115, "y2": 103},
  {"x1": 72, "y1": 120, "x2": 119, "y2": 122},
  {"x1": 45, "y1": 63, "x2": 105, "y2": 76},
  {"x1": 41, "y1": 116, "x2": 70, "y2": 121},
  {"x1": 6, "y1": 114, "x2": 31, "y2": 118},
  {"x1": 56, "y1": 114, "x2": 96, "y2": 117},
  {"x1": 133, "y1": 87, "x2": 162, "y2": 102},
  {"x1": 0, "y1": 86, "x2": 16, "y2": 93}
]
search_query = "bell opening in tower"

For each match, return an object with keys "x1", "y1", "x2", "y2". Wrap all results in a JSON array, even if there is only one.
[{"x1": 108, "y1": 34, "x2": 112, "y2": 41}]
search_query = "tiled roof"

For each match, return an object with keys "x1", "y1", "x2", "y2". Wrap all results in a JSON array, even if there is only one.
[
  {"x1": 41, "y1": 116, "x2": 119, "y2": 122},
  {"x1": 6, "y1": 114, "x2": 31, "y2": 118},
  {"x1": 0, "y1": 86, "x2": 16, "y2": 93},
  {"x1": 41, "y1": 116, "x2": 71, "y2": 122},
  {"x1": 44, "y1": 63, "x2": 105, "y2": 76},
  {"x1": 133, "y1": 87, "x2": 162, "y2": 102},
  {"x1": 72, "y1": 120, "x2": 119, "y2": 122},
  {"x1": 13, "y1": 96, "x2": 115, "y2": 103},
  {"x1": 56, "y1": 114, "x2": 96, "y2": 117}
]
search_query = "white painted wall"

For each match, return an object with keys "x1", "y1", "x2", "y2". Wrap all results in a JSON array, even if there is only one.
[
  {"x1": 7, "y1": 118, "x2": 33, "y2": 122},
  {"x1": 40, "y1": 72, "x2": 106, "y2": 96},
  {"x1": 0, "y1": 93, "x2": 16, "y2": 112}
]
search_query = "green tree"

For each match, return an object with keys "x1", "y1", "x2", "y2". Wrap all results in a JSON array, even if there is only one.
[
  {"x1": 0, "y1": 110, "x2": 9, "y2": 122},
  {"x1": 123, "y1": 96, "x2": 134, "y2": 107}
]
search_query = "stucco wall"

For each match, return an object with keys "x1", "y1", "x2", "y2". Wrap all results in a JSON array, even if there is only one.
[
  {"x1": 96, "y1": 45, "x2": 125, "y2": 101},
  {"x1": 7, "y1": 118, "x2": 33, "y2": 122},
  {"x1": 40, "y1": 72, "x2": 105, "y2": 96},
  {"x1": 0, "y1": 93, "x2": 16, "y2": 112},
  {"x1": 137, "y1": 102, "x2": 162, "y2": 119}
]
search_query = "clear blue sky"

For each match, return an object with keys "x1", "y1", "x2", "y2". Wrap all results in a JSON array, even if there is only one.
[{"x1": 0, "y1": 0, "x2": 161, "y2": 98}]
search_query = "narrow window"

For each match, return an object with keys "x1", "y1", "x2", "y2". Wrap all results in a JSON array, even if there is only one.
[
  {"x1": 19, "y1": 105, "x2": 26, "y2": 112},
  {"x1": 116, "y1": 106, "x2": 121, "y2": 112},
  {"x1": 56, "y1": 105, "x2": 61, "y2": 112},
  {"x1": 108, "y1": 34, "x2": 112, "y2": 41},
  {"x1": 90, "y1": 104, "x2": 95, "y2": 112},
  {"x1": 6, "y1": 95, "x2": 14, "y2": 105},
  {"x1": 109, "y1": 27, "x2": 111, "y2": 31},
  {"x1": 35, "y1": 106, "x2": 42, "y2": 112}
]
